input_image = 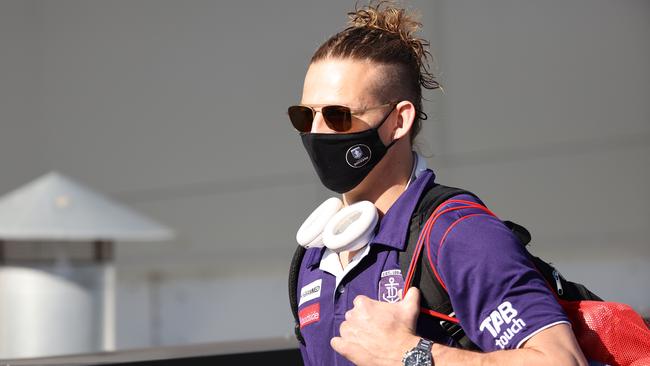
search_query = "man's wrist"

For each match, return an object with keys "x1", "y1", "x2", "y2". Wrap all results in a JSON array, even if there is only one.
[
  {"x1": 429, "y1": 342, "x2": 451, "y2": 365},
  {"x1": 400, "y1": 334, "x2": 421, "y2": 356},
  {"x1": 394, "y1": 334, "x2": 420, "y2": 365},
  {"x1": 402, "y1": 337, "x2": 434, "y2": 366}
]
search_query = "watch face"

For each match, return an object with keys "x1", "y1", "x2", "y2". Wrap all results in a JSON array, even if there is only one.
[{"x1": 403, "y1": 349, "x2": 432, "y2": 366}]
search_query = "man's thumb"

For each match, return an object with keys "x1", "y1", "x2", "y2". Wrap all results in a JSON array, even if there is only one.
[{"x1": 402, "y1": 287, "x2": 421, "y2": 311}]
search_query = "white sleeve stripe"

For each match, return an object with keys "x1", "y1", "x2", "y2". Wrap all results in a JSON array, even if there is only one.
[{"x1": 515, "y1": 320, "x2": 572, "y2": 349}]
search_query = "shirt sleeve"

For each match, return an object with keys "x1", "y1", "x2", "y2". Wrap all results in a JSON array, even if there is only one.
[{"x1": 429, "y1": 210, "x2": 570, "y2": 351}]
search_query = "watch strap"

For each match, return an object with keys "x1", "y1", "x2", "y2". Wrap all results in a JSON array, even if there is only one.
[
  {"x1": 402, "y1": 338, "x2": 434, "y2": 366},
  {"x1": 416, "y1": 338, "x2": 434, "y2": 352}
]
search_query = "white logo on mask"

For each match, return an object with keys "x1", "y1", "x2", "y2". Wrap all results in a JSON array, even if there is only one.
[{"x1": 346, "y1": 144, "x2": 371, "y2": 168}]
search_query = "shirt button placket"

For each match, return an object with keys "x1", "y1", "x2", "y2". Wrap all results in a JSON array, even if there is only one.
[{"x1": 334, "y1": 283, "x2": 348, "y2": 315}]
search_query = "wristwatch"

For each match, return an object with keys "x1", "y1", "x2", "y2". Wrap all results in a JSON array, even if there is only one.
[{"x1": 402, "y1": 338, "x2": 434, "y2": 366}]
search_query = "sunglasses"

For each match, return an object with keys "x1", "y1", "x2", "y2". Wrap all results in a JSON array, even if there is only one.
[{"x1": 288, "y1": 102, "x2": 396, "y2": 133}]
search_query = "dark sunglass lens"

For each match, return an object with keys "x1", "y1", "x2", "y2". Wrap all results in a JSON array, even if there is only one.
[
  {"x1": 288, "y1": 106, "x2": 314, "y2": 132},
  {"x1": 322, "y1": 105, "x2": 351, "y2": 131}
]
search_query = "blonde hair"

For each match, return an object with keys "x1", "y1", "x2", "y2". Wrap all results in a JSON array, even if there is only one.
[{"x1": 311, "y1": 1, "x2": 441, "y2": 142}]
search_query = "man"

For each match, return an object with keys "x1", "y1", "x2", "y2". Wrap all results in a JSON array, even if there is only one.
[{"x1": 288, "y1": 3, "x2": 588, "y2": 365}]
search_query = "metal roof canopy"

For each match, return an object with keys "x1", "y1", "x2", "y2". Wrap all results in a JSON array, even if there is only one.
[{"x1": 0, "y1": 172, "x2": 174, "y2": 242}]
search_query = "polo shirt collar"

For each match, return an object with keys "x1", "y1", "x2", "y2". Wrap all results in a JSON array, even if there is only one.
[
  {"x1": 370, "y1": 169, "x2": 435, "y2": 251},
  {"x1": 303, "y1": 167, "x2": 436, "y2": 269},
  {"x1": 305, "y1": 246, "x2": 325, "y2": 269}
]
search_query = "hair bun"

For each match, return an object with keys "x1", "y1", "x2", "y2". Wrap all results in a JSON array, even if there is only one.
[
  {"x1": 347, "y1": 1, "x2": 440, "y2": 92},
  {"x1": 348, "y1": 1, "x2": 422, "y2": 40}
]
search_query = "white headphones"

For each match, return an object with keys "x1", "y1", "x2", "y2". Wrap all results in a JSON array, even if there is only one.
[
  {"x1": 296, "y1": 197, "x2": 378, "y2": 252},
  {"x1": 295, "y1": 152, "x2": 427, "y2": 253}
]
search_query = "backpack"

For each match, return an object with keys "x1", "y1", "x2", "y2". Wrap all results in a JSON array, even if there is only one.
[{"x1": 288, "y1": 184, "x2": 650, "y2": 364}]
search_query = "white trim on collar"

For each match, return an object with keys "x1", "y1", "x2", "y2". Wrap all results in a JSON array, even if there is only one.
[
  {"x1": 406, "y1": 152, "x2": 428, "y2": 190},
  {"x1": 319, "y1": 244, "x2": 371, "y2": 290},
  {"x1": 318, "y1": 152, "x2": 427, "y2": 288}
]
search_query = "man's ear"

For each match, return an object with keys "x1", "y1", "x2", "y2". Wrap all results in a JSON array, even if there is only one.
[{"x1": 392, "y1": 100, "x2": 416, "y2": 140}]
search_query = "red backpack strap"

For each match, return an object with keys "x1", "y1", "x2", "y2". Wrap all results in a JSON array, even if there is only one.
[
  {"x1": 402, "y1": 194, "x2": 495, "y2": 350},
  {"x1": 404, "y1": 200, "x2": 495, "y2": 309}
]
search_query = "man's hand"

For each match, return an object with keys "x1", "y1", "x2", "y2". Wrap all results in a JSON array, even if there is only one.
[
  {"x1": 331, "y1": 287, "x2": 588, "y2": 366},
  {"x1": 330, "y1": 288, "x2": 422, "y2": 366}
]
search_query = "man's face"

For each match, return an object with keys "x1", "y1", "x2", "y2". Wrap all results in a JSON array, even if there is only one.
[{"x1": 300, "y1": 58, "x2": 394, "y2": 142}]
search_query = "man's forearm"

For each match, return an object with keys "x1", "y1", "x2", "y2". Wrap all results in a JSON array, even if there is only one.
[{"x1": 430, "y1": 342, "x2": 586, "y2": 366}]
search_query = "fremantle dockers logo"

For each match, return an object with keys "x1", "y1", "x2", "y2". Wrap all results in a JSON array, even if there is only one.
[
  {"x1": 346, "y1": 144, "x2": 371, "y2": 168},
  {"x1": 379, "y1": 269, "x2": 404, "y2": 303}
]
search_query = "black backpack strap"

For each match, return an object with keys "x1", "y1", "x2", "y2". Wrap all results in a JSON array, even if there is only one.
[
  {"x1": 503, "y1": 220, "x2": 531, "y2": 246},
  {"x1": 400, "y1": 183, "x2": 482, "y2": 350},
  {"x1": 289, "y1": 245, "x2": 307, "y2": 345},
  {"x1": 401, "y1": 185, "x2": 602, "y2": 350},
  {"x1": 502, "y1": 220, "x2": 602, "y2": 302}
]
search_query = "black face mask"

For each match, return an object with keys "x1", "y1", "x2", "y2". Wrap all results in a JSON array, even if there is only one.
[{"x1": 300, "y1": 107, "x2": 397, "y2": 194}]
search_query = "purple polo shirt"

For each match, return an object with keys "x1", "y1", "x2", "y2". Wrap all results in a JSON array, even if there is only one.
[{"x1": 295, "y1": 169, "x2": 569, "y2": 365}]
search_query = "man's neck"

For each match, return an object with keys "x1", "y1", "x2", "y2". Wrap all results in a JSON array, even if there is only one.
[
  {"x1": 338, "y1": 148, "x2": 414, "y2": 268},
  {"x1": 343, "y1": 149, "x2": 414, "y2": 215}
]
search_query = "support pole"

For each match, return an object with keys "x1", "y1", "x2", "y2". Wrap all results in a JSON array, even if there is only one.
[{"x1": 95, "y1": 240, "x2": 115, "y2": 351}]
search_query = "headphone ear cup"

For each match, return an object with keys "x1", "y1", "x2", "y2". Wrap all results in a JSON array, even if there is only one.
[
  {"x1": 296, "y1": 197, "x2": 343, "y2": 248},
  {"x1": 323, "y1": 200, "x2": 378, "y2": 253}
]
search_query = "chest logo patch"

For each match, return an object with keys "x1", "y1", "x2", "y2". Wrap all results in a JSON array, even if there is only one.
[
  {"x1": 299, "y1": 279, "x2": 322, "y2": 306},
  {"x1": 378, "y1": 269, "x2": 404, "y2": 303},
  {"x1": 299, "y1": 302, "x2": 320, "y2": 328}
]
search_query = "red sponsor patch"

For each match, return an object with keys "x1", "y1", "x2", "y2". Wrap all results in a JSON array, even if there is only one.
[{"x1": 299, "y1": 302, "x2": 320, "y2": 328}]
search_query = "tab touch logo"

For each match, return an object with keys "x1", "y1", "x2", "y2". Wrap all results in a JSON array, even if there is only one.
[{"x1": 479, "y1": 301, "x2": 526, "y2": 349}]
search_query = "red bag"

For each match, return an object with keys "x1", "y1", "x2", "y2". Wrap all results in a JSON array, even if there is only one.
[{"x1": 560, "y1": 299, "x2": 650, "y2": 366}]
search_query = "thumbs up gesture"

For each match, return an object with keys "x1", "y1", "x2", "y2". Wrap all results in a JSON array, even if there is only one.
[{"x1": 331, "y1": 288, "x2": 423, "y2": 366}]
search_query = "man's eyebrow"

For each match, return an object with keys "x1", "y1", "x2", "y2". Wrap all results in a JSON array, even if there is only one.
[{"x1": 299, "y1": 103, "x2": 347, "y2": 107}]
